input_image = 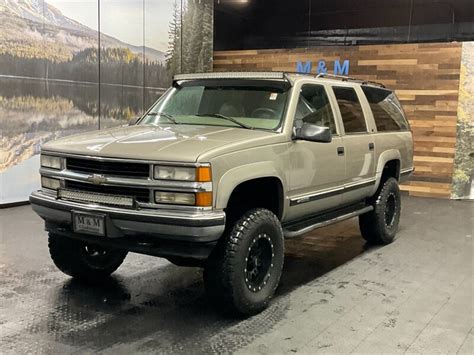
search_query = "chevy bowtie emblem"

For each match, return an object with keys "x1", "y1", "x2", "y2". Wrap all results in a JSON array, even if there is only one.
[{"x1": 87, "y1": 174, "x2": 107, "y2": 185}]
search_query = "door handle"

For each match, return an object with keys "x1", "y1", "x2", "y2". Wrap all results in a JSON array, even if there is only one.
[
  {"x1": 368, "y1": 142, "x2": 374, "y2": 151},
  {"x1": 337, "y1": 147, "x2": 345, "y2": 156}
]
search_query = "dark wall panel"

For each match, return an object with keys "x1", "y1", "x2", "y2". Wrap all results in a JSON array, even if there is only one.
[{"x1": 215, "y1": 0, "x2": 474, "y2": 50}]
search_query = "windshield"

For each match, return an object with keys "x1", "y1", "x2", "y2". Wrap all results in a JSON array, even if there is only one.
[{"x1": 140, "y1": 79, "x2": 291, "y2": 130}]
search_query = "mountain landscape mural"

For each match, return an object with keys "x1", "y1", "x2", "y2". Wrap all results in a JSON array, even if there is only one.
[
  {"x1": 0, "y1": 0, "x2": 214, "y2": 204},
  {"x1": 0, "y1": 0, "x2": 166, "y2": 62}
]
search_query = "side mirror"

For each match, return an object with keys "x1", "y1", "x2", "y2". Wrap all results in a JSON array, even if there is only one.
[{"x1": 294, "y1": 123, "x2": 332, "y2": 143}]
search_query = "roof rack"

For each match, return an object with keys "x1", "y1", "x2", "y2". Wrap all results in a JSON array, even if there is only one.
[
  {"x1": 172, "y1": 71, "x2": 386, "y2": 88},
  {"x1": 315, "y1": 73, "x2": 386, "y2": 88}
]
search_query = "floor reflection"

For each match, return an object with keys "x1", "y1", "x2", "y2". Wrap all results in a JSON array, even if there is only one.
[
  {"x1": 37, "y1": 219, "x2": 368, "y2": 352},
  {"x1": 279, "y1": 219, "x2": 367, "y2": 294},
  {"x1": 1, "y1": 209, "x2": 370, "y2": 353}
]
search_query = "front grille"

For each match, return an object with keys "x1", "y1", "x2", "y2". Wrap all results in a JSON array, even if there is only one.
[
  {"x1": 66, "y1": 157, "x2": 150, "y2": 178},
  {"x1": 65, "y1": 180, "x2": 150, "y2": 203}
]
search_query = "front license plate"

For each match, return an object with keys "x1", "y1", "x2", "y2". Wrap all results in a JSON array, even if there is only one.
[{"x1": 73, "y1": 212, "x2": 105, "y2": 236}]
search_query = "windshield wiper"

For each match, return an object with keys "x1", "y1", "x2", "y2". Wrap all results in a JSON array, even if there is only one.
[
  {"x1": 196, "y1": 113, "x2": 253, "y2": 130},
  {"x1": 145, "y1": 111, "x2": 178, "y2": 124}
]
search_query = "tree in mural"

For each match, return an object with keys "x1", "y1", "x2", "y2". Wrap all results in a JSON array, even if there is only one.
[
  {"x1": 451, "y1": 43, "x2": 474, "y2": 199},
  {"x1": 0, "y1": 48, "x2": 168, "y2": 89},
  {"x1": 166, "y1": 0, "x2": 182, "y2": 75},
  {"x1": 166, "y1": 0, "x2": 213, "y2": 75}
]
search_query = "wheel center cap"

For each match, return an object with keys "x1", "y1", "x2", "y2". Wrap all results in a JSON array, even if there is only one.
[{"x1": 244, "y1": 233, "x2": 275, "y2": 293}]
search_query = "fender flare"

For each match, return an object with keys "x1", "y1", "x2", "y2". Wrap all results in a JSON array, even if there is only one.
[
  {"x1": 215, "y1": 161, "x2": 286, "y2": 213},
  {"x1": 371, "y1": 149, "x2": 401, "y2": 195}
]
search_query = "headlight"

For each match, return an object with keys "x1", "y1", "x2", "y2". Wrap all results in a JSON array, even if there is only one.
[
  {"x1": 41, "y1": 177, "x2": 61, "y2": 190},
  {"x1": 153, "y1": 165, "x2": 211, "y2": 182},
  {"x1": 41, "y1": 155, "x2": 63, "y2": 170},
  {"x1": 154, "y1": 166, "x2": 195, "y2": 181}
]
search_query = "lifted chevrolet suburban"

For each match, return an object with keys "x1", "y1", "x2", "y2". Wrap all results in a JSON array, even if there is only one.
[{"x1": 30, "y1": 72, "x2": 413, "y2": 315}]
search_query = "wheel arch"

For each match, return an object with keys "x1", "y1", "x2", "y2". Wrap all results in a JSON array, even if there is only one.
[
  {"x1": 372, "y1": 150, "x2": 401, "y2": 194},
  {"x1": 215, "y1": 162, "x2": 286, "y2": 220}
]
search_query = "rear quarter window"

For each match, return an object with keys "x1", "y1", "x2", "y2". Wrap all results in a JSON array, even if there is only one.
[{"x1": 362, "y1": 86, "x2": 409, "y2": 132}]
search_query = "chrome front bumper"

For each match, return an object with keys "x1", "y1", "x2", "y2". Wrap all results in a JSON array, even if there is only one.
[{"x1": 29, "y1": 190, "x2": 226, "y2": 243}]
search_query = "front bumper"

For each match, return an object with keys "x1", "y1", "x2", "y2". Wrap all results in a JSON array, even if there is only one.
[{"x1": 30, "y1": 191, "x2": 226, "y2": 259}]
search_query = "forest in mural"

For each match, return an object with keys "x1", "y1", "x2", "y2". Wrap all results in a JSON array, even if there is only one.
[
  {"x1": 0, "y1": 0, "x2": 213, "y2": 203},
  {"x1": 166, "y1": 0, "x2": 213, "y2": 75},
  {"x1": 452, "y1": 42, "x2": 474, "y2": 200}
]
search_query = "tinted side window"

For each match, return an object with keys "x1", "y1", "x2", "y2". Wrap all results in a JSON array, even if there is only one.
[
  {"x1": 362, "y1": 86, "x2": 409, "y2": 131},
  {"x1": 332, "y1": 87, "x2": 367, "y2": 133},
  {"x1": 294, "y1": 84, "x2": 337, "y2": 134}
]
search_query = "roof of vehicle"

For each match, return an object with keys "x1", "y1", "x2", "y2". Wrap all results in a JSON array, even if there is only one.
[{"x1": 173, "y1": 72, "x2": 387, "y2": 89}]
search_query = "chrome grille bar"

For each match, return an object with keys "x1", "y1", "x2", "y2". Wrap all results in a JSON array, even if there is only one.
[
  {"x1": 40, "y1": 167, "x2": 212, "y2": 191},
  {"x1": 66, "y1": 157, "x2": 150, "y2": 178}
]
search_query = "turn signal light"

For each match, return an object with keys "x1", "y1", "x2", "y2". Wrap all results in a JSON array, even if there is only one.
[
  {"x1": 196, "y1": 166, "x2": 212, "y2": 182},
  {"x1": 195, "y1": 192, "x2": 212, "y2": 207}
]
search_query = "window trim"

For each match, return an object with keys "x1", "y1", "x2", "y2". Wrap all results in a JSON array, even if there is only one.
[{"x1": 344, "y1": 131, "x2": 370, "y2": 136}]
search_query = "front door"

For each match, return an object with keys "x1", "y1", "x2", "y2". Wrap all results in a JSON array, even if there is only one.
[{"x1": 287, "y1": 83, "x2": 346, "y2": 221}]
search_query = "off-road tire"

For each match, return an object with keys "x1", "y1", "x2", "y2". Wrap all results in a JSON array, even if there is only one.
[
  {"x1": 359, "y1": 177, "x2": 401, "y2": 245},
  {"x1": 204, "y1": 208, "x2": 284, "y2": 316},
  {"x1": 48, "y1": 234, "x2": 127, "y2": 282}
]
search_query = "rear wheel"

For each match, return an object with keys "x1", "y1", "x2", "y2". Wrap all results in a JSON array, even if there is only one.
[
  {"x1": 204, "y1": 208, "x2": 284, "y2": 316},
  {"x1": 359, "y1": 177, "x2": 401, "y2": 245},
  {"x1": 48, "y1": 234, "x2": 127, "y2": 282}
]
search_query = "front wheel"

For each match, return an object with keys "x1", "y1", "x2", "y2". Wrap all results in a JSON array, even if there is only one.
[
  {"x1": 359, "y1": 177, "x2": 401, "y2": 245},
  {"x1": 48, "y1": 234, "x2": 127, "y2": 282},
  {"x1": 204, "y1": 208, "x2": 284, "y2": 316}
]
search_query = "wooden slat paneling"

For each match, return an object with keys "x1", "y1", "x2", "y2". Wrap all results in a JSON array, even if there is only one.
[{"x1": 213, "y1": 43, "x2": 462, "y2": 198}]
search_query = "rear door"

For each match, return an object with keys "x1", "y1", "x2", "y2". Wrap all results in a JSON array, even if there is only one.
[
  {"x1": 329, "y1": 85, "x2": 376, "y2": 205},
  {"x1": 286, "y1": 82, "x2": 345, "y2": 221}
]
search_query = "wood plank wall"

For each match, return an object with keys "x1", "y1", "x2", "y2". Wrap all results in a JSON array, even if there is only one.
[{"x1": 213, "y1": 43, "x2": 462, "y2": 198}]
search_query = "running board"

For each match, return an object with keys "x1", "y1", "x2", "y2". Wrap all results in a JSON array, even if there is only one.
[{"x1": 283, "y1": 205, "x2": 374, "y2": 238}]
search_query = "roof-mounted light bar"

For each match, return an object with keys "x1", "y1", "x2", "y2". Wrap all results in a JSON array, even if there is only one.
[{"x1": 173, "y1": 72, "x2": 286, "y2": 81}]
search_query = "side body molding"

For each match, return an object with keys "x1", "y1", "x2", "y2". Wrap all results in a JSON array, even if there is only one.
[{"x1": 215, "y1": 161, "x2": 287, "y2": 213}]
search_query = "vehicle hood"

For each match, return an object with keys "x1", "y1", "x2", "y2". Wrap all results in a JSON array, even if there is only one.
[{"x1": 42, "y1": 124, "x2": 282, "y2": 162}]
